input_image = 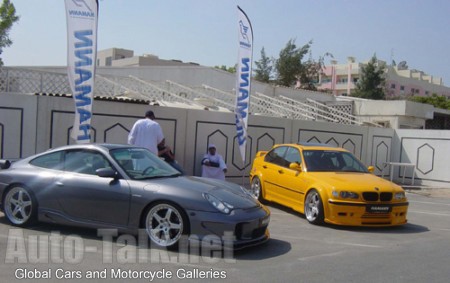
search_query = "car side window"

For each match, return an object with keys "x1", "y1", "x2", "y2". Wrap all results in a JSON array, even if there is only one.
[
  {"x1": 30, "y1": 151, "x2": 64, "y2": 170},
  {"x1": 64, "y1": 150, "x2": 112, "y2": 175},
  {"x1": 265, "y1": 146, "x2": 288, "y2": 167},
  {"x1": 284, "y1": 147, "x2": 301, "y2": 167}
]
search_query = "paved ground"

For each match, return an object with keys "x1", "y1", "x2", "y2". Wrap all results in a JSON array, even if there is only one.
[
  {"x1": 405, "y1": 187, "x2": 450, "y2": 198},
  {"x1": 1, "y1": 191, "x2": 450, "y2": 283}
]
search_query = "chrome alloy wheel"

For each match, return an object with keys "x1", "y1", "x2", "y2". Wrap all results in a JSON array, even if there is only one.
[
  {"x1": 250, "y1": 177, "x2": 262, "y2": 200},
  {"x1": 145, "y1": 203, "x2": 184, "y2": 247},
  {"x1": 4, "y1": 187, "x2": 33, "y2": 225},
  {"x1": 305, "y1": 189, "x2": 323, "y2": 224}
]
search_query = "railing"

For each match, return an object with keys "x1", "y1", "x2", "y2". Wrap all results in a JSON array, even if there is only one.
[{"x1": 0, "y1": 67, "x2": 381, "y2": 126}]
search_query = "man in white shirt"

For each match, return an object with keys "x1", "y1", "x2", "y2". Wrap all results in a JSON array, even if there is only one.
[
  {"x1": 201, "y1": 144, "x2": 227, "y2": 180},
  {"x1": 128, "y1": 110, "x2": 164, "y2": 155}
]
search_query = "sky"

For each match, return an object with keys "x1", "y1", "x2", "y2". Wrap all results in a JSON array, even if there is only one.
[{"x1": 3, "y1": 0, "x2": 450, "y2": 85}]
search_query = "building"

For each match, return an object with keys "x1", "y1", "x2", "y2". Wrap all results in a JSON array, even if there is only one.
[
  {"x1": 318, "y1": 57, "x2": 450, "y2": 98},
  {"x1": 96, "y1": 48, "x2": 199, "y2": 67}
]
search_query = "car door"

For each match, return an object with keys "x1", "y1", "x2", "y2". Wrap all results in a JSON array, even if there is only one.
[
  {"x1": 53, "y1": 149, "x2": 131, "y2": 226},
  {"x1": 274, "y1": 146, "x2": 308, "y2": 210},
  {"x1": 261, "y1": 146, "x2": 288, "y2": 201}
]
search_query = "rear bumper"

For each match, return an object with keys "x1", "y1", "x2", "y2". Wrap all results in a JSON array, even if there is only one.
[{"x1": 326, "y1": 200, "x2": 408, "y2": 226}]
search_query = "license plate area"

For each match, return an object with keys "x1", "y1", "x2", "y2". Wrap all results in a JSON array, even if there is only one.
[{"x1": 366, "y1": 205, "x2": 391, "y2": 213}]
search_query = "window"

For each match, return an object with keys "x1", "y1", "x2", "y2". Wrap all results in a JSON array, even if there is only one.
[
  {"x1": 425, "y1": 91, "x2": 429, "y2": 96},
  {"x1": 391, "y1": 83, "x2": 396, "y2": 89},
  {"x1": 105, "y1": 56, "x2": 112, "y2": 66},
  {"x1": 264, "y1": 146, "x2": 288, "y2": 167},
  {"x1": 64, "y1": 150, "x2": 111, "y2": 175},
  {"x1": 284, "y1": 147, "x2": 302, "y2": 166},
  {"x1": 30, "y1": 151, "x2": 64, "y2": 170},
  {"x1": 400, "y1": 86, "x2": 405, "y2": 91}
]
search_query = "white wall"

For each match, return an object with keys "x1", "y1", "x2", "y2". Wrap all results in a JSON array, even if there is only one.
[{"x1": 1, "y1": 92, "x2": 449, "y2": 188}]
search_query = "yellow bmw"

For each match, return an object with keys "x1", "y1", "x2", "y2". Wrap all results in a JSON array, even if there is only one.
[{"x1": 249, "y1": 143, "x2": 408, "y2": 226}]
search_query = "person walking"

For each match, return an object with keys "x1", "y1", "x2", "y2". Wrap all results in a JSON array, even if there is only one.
[
  {"x1": 128, "y1": 110, "x2": 164, "y2": 155},
  {"x1": 201, "y1": 144, "x2": 227, "y2": 180}
]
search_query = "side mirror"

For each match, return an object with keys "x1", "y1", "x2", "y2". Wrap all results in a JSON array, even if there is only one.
[
  {"x1": 289, "y1": 162, "x2": 302, "y2": 172},
  {"x1": 96, "y1": 168, "x2": 119, "y2": 179},
  {"x1": 367, "y1": 166, "x2": 375, "y2": 173},
  {"x1": 0, "y1": 160, "x2": 11, "y2": 169}
]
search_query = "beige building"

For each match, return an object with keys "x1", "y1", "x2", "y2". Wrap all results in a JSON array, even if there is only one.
[
  {"x1": 96, "y1": 48, "x2": 200, "y2": 67},
  {"x1": 318, "y1": 57, "x2": 450, "y2": 98}
]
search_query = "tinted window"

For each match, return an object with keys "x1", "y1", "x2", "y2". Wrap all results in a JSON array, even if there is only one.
[
  {"x1": 303, "y1": 150, "x2": 368, "y2": 173},
  {"x1": 285, "y1": 147, "x2": 301, "y2": 165},
  {"x1": 30, "y1": 151, "x2": 64, "y2": 170},
  {"x1": 110, "y1": 148, "x2": 180, "y2": 180},
  {"x1": 64, "y1": 150, "x2": 112, "y2": 175},
  {"x1": 264, "y1": 146, "x2": 288, "y2": 167}
]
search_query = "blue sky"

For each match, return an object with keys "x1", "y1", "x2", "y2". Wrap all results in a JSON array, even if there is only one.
[{"x1": 3, "y1": 0, "x2": 450, "y2": 85}]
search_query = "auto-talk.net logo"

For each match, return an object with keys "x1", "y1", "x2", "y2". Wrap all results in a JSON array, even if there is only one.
[{"x1": 69, "y1": 0, "x2": 95, "y2": 18}]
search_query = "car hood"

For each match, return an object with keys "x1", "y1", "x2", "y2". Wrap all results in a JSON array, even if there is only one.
[
  {"x1": 308, "y1": 172, "x2": 403, "y2": 192},
  {"x1": 141, "y1": 176, "x2": 259, "y2": 209}
]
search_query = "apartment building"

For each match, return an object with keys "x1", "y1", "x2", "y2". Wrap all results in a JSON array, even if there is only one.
[{"x1": 318, "y1": 57, "x2": 450, "y2": 98}]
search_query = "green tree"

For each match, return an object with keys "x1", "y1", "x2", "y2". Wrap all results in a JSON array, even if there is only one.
[
  {"x1": 274, "y1": 39, "x2": 329, "y2": 90},
  {"x1": 214, "y1": 65, "x2": 236, "y2": 73},
  {"x1": 254, "y1": 47, "x2": 272, "y2": 83},
  {"x1": 0, "y1": 0, "x2": 19, "y2": 66},
  {"x1": 410, "y1": 93, "x2": 450, "y2": 110},
  {"x1": 275, "y1": 39, "x2": 311, "y2": 87},
  {"x1": 297, "y1": 51, "x2": 333, "y2": 91},
  {"x1": 352, "y1": 55, "x2": 386, "y2": 100}
]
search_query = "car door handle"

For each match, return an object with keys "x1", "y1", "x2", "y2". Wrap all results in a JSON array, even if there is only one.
[
  {"x1": 263, "y1": 165, "x2": 267, "y2": 169},
  {"x1": 278, "y1": 169, "x2": 284, "y2": 174},
  {"x1": 55, "y1": 181, "x2": 64, "y2": 187}
]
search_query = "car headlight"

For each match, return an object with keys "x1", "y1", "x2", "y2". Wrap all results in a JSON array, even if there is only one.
[
  {"x1": 394, "y1": 192, "x2": 406, "y2": 200},
  {"x1": 203, "y1": 193, "x2": 234, "y2": 214},
  {"x1": 332, "y1": 190, "x2": 359, "y2": 199}
]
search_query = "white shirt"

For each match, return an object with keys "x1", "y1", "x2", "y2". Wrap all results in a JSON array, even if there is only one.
[
  {"x1": 201, "y1": 153, "x2": 227, "y2": 180},
  {"x1": 128, "y1": 118, "x2": 164, "y2": 155}
]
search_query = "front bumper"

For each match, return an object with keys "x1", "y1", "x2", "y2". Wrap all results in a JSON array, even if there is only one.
[
  {"x1": 326, "y1": 199, "x2": 409, "y2": 226},
  {"x1": 186, "y1": 205, "x2": 270, "y2": 250}
]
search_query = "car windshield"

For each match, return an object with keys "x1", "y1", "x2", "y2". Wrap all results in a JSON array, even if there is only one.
[
  {"x1": 303, "y1": 150, "x2": 369, "y2": 173},
  {"x1": 110, "y1": 147, "x2": 181, "y2": 180}
]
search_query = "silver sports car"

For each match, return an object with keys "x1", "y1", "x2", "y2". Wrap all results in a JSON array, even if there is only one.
[{"x1": 0, "y1": 144, "x2": 270, "y2": 249}]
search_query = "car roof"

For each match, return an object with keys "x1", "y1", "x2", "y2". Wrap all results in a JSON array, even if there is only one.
[
  {"x1": 45, "y1": 143, "x2": 137, "y2": 153},
  {"x1": 273, "y1": 142, "x2": 348, "y2": 151}
]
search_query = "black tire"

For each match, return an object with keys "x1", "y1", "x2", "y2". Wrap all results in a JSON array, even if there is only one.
[
  {"x1": 250, "y1": 177, "x2": 266, "y2": 203},
  {"x1": 143, "y1": 202, "x2": 189, "y2": 249},
  {"x1": 3, "y1": 185, "x2": 37, "y2": 226},
  {"x1": 304, "y1": 189, "x2": 324, "y2": 225}
]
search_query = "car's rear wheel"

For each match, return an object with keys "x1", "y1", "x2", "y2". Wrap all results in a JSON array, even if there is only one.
[
  {"x1": 304, "y1": 189, "x2": 324, "y2": 225},
  {"x1": 144, "y1": 202, "x2": 188, "y2": 249},
  {"x1": 250, "y1": 177, "x2": 266, "y2": 203},
  {"x1": 3, "y1": 186, "x2": 37, "y2": 226}
]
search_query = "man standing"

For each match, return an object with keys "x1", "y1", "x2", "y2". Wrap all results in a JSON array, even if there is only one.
[
  {"x1": 201, "y1": 144, "x2": 227, "y2": 180},
  {"x1": 128, "y1": 110, "x2": 164, "y2": 155}
]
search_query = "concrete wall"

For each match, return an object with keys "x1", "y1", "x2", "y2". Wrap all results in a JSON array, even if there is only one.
[{"x1": 1, "y1": 92, "x2": 449, "y2": 187}]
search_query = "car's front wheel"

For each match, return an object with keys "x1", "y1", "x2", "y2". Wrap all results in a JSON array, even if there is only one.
[
  {"x1": 144, "y1": 202, "x2": 188, "y2": 249},
  {"x1": 3, "y1": 186, "x2": 37, "y2": 226},
  {"x1": 304, "y1": 189, "x2": 324, "y2": 225}
]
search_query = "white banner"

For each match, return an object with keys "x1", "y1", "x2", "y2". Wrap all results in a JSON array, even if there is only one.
[
  {"x1": 235, "y1": 6, "x2": 253, "y2": 164},
  {"x1": 65, "y1": 0, "x2": 98, "y2": 143}
]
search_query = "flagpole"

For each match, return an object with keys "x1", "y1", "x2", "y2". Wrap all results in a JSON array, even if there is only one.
[{"x1": 235, "y1": 5, "x2": 253, "y2": 190}]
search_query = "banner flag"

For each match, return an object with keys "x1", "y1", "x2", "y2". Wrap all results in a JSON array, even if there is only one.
[
  {"x1": 235, "y1": 6, "x2": 253, "y2": 164},
  {"x1": 65, "y1": 0, "x2": 99, "y2": 143}
]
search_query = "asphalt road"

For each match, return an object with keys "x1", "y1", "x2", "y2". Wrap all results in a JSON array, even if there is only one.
[{"x1": 1, "y1": 191, "x2": 449, "y2": 283}]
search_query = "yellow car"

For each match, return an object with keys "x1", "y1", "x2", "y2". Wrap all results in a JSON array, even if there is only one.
[{"x1": 249, "y1": 143, "x2": 408, "y2": 226}]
